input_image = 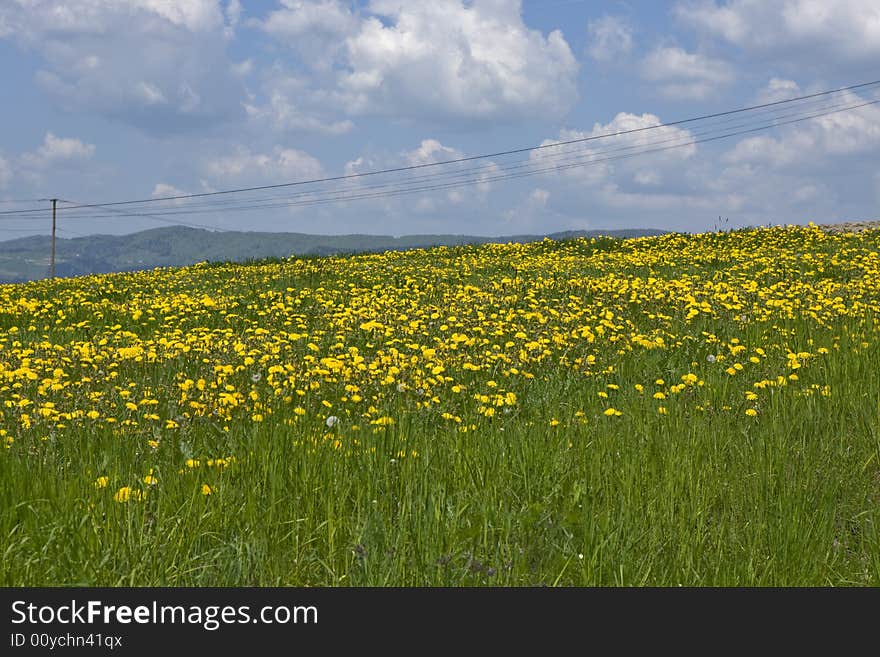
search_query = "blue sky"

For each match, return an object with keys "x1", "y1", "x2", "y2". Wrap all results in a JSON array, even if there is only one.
[{"x1": 0, "y1": 0, "x2": 878, "y2": 239}]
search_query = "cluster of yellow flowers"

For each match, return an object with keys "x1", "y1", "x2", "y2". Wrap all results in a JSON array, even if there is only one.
[{"x1": 0, "y1": 225, "x2": 877, "y2": 476}]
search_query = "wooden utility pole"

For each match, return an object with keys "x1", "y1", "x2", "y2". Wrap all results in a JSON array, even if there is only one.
[{"x1": 49, "y1": 198, "x2": 57, "y2": 279}]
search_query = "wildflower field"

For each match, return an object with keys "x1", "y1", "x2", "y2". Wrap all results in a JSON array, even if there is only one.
[{"x1": 1, "y1": 224, "x2": 879, "y2": 586}]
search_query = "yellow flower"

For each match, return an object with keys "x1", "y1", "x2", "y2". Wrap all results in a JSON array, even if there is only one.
[
  {"x1": 603, "y1": 407, "x2": 622, "y2": 417},
  {"x1": 94, "y1": 476, "x2": 109, "y2": 489},
  {"x1": 201, "y1": 484, "x2": 213, "y2": 496},
  {"x1": 113, "y1": 487, "x2": 145, "y2": 502},
  {"x1": 745, "y1": 408, "x2": 758, "y2": 417}
]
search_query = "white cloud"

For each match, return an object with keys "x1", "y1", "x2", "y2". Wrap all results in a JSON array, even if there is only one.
[
  {"x1": 135, "y1": 81, "x2": 168, "y2": 106},
  {"x1": 1, "y1": 0, "x2": 225, "y2": 38},
  {"x1": 149, "y1": 183, "x2": 193, "y2": 207},
  {"x1": 225, "y1": 0, "x2": 242, "y2": 28},
  {"x1": 641, "y1": 46, "x2": 734, "y2": 100},
  {"x1": 244, "y1": 73, "x2": 354, "y2": 135},
  {"x1": 587, "y1": 15, "x2": 633, "y2": 62},
  {"x1": 134, "y1": 0, "x2": 225, "y2": 31},
  {"x1": 756, "y1": 78, "x2": 801, "y2": 104},
  {"x1": 533, "y1": 112, "x2": 696, "y2": 186},
  {"x1": 204, "y1": 147, "x2": 324, "y2": 186},
  {"x1": 634, "y1": 169, "x2": 661, "y2": 185},
  {"x1": 529, "y1": 188, "x2": 550, "y2": 207},
  {"x1": 258, "y1": 0, "x2": 358, "y2": 67},
  {"x1": 231, "y1": 59, "x2": 253, "y2": 77},
  {"x1": 259, "y1": 0, "x2": 578, "y2": 122},
  {"x1": 338, "y1": 137, "x2": 494, "y2": 217},
  {"x1": 0, "y1": 1, "x2": 244, "y2": 135},
  {"x1": 152, "y1": 183, "x2": 188, "y2": 198},
  {"x1": 343, "y1": 1, "x2": 578, "y2": 120},
  {"x1": 20, "y1": 132, "x2": 95, "y2": 169},
  {"x1": 724, "y1": 90, "x2": 880, "y2": 166},
  {"x1": 675, "y1": 1, "x2": 880, "y2": 63},
  {"x1": 405, "y1": 139, "x2": 462, "y2": 166}
]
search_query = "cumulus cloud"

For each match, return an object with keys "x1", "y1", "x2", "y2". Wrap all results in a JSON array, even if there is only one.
[
  {"x1": 0, "y1": 0, "x2": 245, "y2": 135},
  {"x1": 338, "y1": 137, "x2": 494, "y2": 216},
  {"x1": 20, "y1": 132, "x2": 96, "y2": 169},
  {"x1": 256, "y1": 0, "x2": 578, "y2": 123},
  {"x1": 257, "y1": 0, "x2": 358, "y2": 71},
  {"x1": 405, "y1": 139, "x2": 462, "y2": 166},
  {"x1": 634, "y1": 169, "x2": 661, "y2": 186},
  {"x1": 674, "y1": 1, "x2": 880, "y2": 63},
  {"x1": 152, "y1": 183, "x2": 188, "y2": 198},
  {"x1": 532, "y1": 112, "x2": 696, "y2": 186},
  {"x1": 344, "y1": 1, "x2": 577, "y2": 120},
  {"x1": 243, "y1": 71, "x2": 354, "y2": 135},
  {"x1": 587, "y1": 15, "x2": 633, "y2": 62},
  {"x1": 528, "y1": 188, "x2": 550, "y2": 207},
  {"x1": 723, "y1": 90, "x2": 880, "y2": 167},
  {"x1": 225, "y1": 0, "x2": 242, "y2": 29},
  {"x1": 756, "y1": 78, "x2": 801, "y2": 104},
  {"x1": 640, "y1": 46, "x2": 734, "y2": 100},
  {"x1": 204, "y1": 147, "x2": 324, "y2": 187}
]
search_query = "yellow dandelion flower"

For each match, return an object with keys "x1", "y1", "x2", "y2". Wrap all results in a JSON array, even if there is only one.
[{"x1": 113, "y1": 486, "x2": 144, "y2": 502}]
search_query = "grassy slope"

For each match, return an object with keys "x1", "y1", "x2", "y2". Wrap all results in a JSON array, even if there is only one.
[{"x1": 0, "y1": 228, "x2": 878, "y2": 586}]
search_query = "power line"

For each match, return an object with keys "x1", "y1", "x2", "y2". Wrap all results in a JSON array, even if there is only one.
[
  {"x1": 56, "y1": 199, "x2": 231, "y2": 232},
  {"x1": 54, "y1": 91, "x2": 865, "y2": 219},
  {"x1": 2, "y1": 77, "x2": 878, "y2": 218},
  {"x1": 52, "y1": 97, "x2": 880, "y2": 220}
]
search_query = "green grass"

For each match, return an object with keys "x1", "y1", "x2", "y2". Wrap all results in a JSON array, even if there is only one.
[
  {"x1": 2, "y1": 325, "x2": 878, "y2": 586},
  {"x1": 1, "y1": 228, "x2": 878, "y2": 585}
]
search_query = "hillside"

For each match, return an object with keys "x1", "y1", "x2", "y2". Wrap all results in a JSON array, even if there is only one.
[
  {"x1": 2, "y1": 225, "x2": 879, "y2": 586},
  {"x1": 0, "y1": 226, "x2": 666, "y2": 283}
]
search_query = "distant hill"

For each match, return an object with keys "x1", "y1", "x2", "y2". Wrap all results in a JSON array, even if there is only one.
[{"x1": 0, "y1": 226, "x2": 667, "y2": 283}]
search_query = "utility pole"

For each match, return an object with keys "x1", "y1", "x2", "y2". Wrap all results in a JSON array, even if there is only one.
[{"x1": 49, "y1": 198, "x2": 57, "y2": 279}]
